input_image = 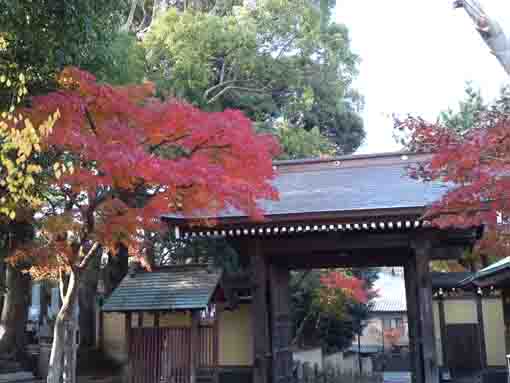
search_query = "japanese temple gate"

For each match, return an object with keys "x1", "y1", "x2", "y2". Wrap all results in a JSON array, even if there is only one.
[{"x1": 165, "y1": 152, "x2": 479, "y2": 383}]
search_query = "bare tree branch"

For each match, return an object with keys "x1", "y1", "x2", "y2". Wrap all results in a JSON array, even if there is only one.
[
  {"x1": 207, "y1": 85, "x2": 267, "y2": 104},
  {"x1": 136, "y1": 0, "x2": 148, "y2": 32},
  {"x1": 121, "y1": 0, "x2": 139, "y2": 33},
  {"x1": 78, "y1": 242, "x2": 100, "y2": 270}
]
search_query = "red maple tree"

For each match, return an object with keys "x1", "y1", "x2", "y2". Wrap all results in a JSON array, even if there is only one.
[
  {"x1": 319, "y1": 271, "x2": 370, "y2": 304},
  {"x1": 8, "y1": 67, "x2": 279, "y2": 382},
  {"x1": 396, "y1": 109, "x2": 510, "y2": 263}
]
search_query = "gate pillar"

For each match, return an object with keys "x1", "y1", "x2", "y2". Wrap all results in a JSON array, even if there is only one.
[
  {"x1": 251, "y1": 243, "x2": 271, "y2": 383},
  {"x1": 269, "y1": 264, "x2": 292, "y2": 383},
  {"x1": 405, "y1": 240, "x2": 439, "y2": 383}
]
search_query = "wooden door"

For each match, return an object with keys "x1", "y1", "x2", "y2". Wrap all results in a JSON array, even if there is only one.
[
  {"x1": 445, "y1": 324, "x2": 482, "y2": 376},
  {"x1": 129, "y1": 326, "x2": 218, "y2": 383},
  {"x1": 129, "y1": 327, "x2": 191, "y2": 383}
]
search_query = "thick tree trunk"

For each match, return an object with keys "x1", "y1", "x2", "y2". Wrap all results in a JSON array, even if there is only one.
[
  {"x1": 47, "y1": 271, "x2": 79, "y2": 383},
  {"x1": 455, "y1": 0, "x2": 510, "y2": 76},
  {"x1": 78, "y1": 254, "x2": 100, "y2": 348},
  {"x1": 121, "y1": 0, "x2": 138, "y2": 32},
  {"x1": 0, "y1": 265, "x2": 30, "y2": 357}
]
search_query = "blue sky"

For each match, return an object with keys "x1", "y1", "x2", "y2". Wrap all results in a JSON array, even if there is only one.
[{"x1": 335, "y1": 0, "x2": 510, "y2": 154}]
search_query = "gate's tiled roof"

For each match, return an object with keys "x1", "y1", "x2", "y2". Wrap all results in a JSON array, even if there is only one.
[
  {"x1": 102, "y1": 265, "x2": 221, "y2": 312},
  {"x1": 163, "y1": 152, "x2": 450, "y2": 224}
]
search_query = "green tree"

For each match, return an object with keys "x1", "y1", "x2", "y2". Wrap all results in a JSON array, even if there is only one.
[
  {"x1": 291, "y1": 269, "x2": 376, "y2": 353},
  {"x1": 274, "y1": 121, "x2": 335, "y2": 160},
  {"x1": 438, "y1": 84, "x2": 485, "y2": 133},
  {"x1": 0, "y1": 0, "x2": 144, "y2": 101},
  {"x1": 143, "y1": 0, "x2": 365, "y2": 155}
]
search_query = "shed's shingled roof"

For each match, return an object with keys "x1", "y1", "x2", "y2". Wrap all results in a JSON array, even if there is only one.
[
  {"x1": 163, "y1": 152, "x2": 450, "y2": 222},
  {"x1": 102, "y1": 266, "x2": 221, "y2": 312}
]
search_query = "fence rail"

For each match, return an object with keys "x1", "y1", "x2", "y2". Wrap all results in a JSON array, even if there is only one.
[{"x1": 293, "y1": 361, "x2": 382, "y2": 383}]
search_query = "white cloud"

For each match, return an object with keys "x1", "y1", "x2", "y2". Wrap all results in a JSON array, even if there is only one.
[{"x1": 335, "y1": 0, "x2": 510, "y2": 154}]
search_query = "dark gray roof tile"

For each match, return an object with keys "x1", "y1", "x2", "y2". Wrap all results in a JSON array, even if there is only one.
[
  {"x1": 102, "y1": 266, "x2": 221, "y2": 312},
  {"x1": 163, "y1": 152, "x2": 450, "y2": 221}
]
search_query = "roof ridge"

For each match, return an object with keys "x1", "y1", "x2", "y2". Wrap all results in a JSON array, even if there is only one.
[
  {"x1": 275, "y1": 152, "x2": 432, "y2": 174},
  {"x1": 273, "y1": 151, "x2": 419, "y2": 166},
  {"x1": 150, "y1": 263, "x2": 214, "y2": 271}
]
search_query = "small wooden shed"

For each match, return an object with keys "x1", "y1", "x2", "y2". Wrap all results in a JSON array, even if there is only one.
[{"x1": 101, "y1": 264, "x2": 254, "y2": 383}]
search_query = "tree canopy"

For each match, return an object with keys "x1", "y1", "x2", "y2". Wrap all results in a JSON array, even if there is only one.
[
  {"x1": 397, "y1": 87, "x2": 510, "y2": 267},
  {"x1": 291, "y1": 269, "x2": 377, "y2": 353},
  {"x1": 143, "y1": 0, "x2": 365, "y2": 155},
  {"x1": 6, "y1": 67, "x2": 278, "y2": 381}
]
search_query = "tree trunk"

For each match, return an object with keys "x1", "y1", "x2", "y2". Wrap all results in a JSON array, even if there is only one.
[
  {"x1": 47, "y1": 270, "x2": 79, "y2": 383},
  {"x1": 0, "y1": 252, "x2": 5, "y2": 315},
  {"x1": 0, "y1": 265, "x2": 30, "y2": 357},
  {"x1": 78, "y1": 254, "x2": 100, "y2": 348},
  {"x1": 102, "y1": 244, "x2": 128, "y2": 297},
  {"x1": 120, "y1": 0, "x2": 138, "y2": 32},
  {"x1": 455, "y1": 0, "x2": 510, "y2": 76}
]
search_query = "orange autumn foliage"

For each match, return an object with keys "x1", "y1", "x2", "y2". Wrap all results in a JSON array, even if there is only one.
[
  {"x1": 9, "y1": 67, "x2": 280, "y2": 277},
  {"x1": 319, "y1": 271, "x2": 370, "y2": 304}
]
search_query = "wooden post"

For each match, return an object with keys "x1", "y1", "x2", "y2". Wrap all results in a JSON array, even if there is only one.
[
  {"x1": 476, "y1": 293, "x2": 488, "y2": 373},
  {"x1": 124, "y1": 312, "x2": 132, "y2": 383},
  {"x1": 405, "y1": 256, "x2": 423, "y2": 383},
  {"x1": 269, "y1": 263, "x2": 292, "y2": 383},
  {"x1": 190, "y1": 311, "x2": 200, "y2": 383},
  {"x1": 437, "y1": 298, "x2": 448, "y2": 369},
  {"x1": 407, "y1": 239, "x2": 439, "y2": 383},
  {"x1": 95, "y1": 300, "x2": 102, "y2": 349},
  {"x1": 251, "y1": 241, "x2": 271, "y2": 383}
]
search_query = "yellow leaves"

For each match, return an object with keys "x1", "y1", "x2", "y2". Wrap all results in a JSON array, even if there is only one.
[
  {"x1": 0, "y1": 36, "x2": 8, "y2": 52},
  {"x1": 53, "y1": 162, "x2": 62, "y2": 179},
  {"x1": 43, "y1": 215, "x2": 81, "y2": 236},
  {"x1": 53, "y1": 160, "x2": 74, "y2": 179},
  {"x1": 27, "y1": 164, "x2": 42, "y2": 173},
  {"x1": 0, "y1": 108, "x2": 60, "y2": 220}
]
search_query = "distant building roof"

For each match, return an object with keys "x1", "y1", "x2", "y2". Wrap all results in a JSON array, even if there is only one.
[
  {"x1": 371, "y1": 299, "x2": 407, "y2": 313},
  {"x1": 370, "y1": 272, "x2": 475, "y2": 314},
  {"x1": 163, "y1": 152, "x2": 450, "y2": 224},
  {"x1": 102, "y1": 265, "x2": 221, "y2": 312},
  {"x1": 371, "y1": 269, "x2": 407, "y2": 313}
]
